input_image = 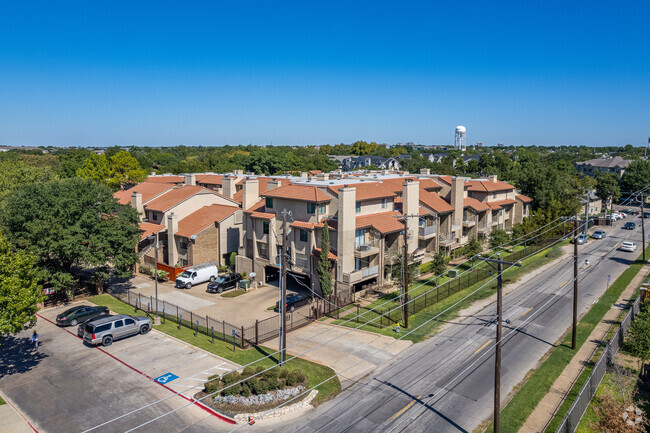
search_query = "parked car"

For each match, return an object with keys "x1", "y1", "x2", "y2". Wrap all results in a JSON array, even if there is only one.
[
  {"x1": 56, "y1": 305, "x2": 110, "y2": 327},
  {"x1": 622, "y1": 209, "x2": 634, "y2": 214},
  {"x1": 624, "y1": 222, "x2": 636, "y2": 230},
  {"x1": 591, "y1": 230, "x2": 607, "y2": 239},
  {"x1": 83, "y1": 314, "x2": 151, "y2": 347},
  {"x1": 206, "y1": 273, "x2": 242, "y2": 294},
  {"x1": 275, "y1": 294, "x2": 313, "y2": 312},
  {"x1": 77, "y1": 314, "x2": 112, "y2": 337},
  {"x1": 571, "y1": 233, "x2": 589, "y2": 245},
  {"x1": 174, "y1": 263, "x2": 219, "y2": 289},
  {"x1": 642, "y1": 212, "x2": 650, "y2": 218},
  {"x1": 609, "y1": 213, "x2": 621, "y2": 221},
  {"x1": 619, "y1": 241, "x2": 638, "y2": 252}
]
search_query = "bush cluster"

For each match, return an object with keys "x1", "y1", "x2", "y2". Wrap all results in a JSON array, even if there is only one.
[{"x1": 205, "y1": 367, "x2": 309, "y2": 398}]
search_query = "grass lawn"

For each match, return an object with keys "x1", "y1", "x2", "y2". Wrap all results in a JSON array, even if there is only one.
[
  {"x1": 89, "y1": 294, "x2": 340, "y2": 406},
  {"x1": 331, "y1": 242, "x2": 566, "y2": 343},
  {"x1": 221, "y1": 289, "x2": 247, "y2": 298},
  {"x1": 0, "y1": 396, "x2": 5, "y2": 405},
  {"x1": 481, "y1": 244, "x2": 650, "y2": 433}
]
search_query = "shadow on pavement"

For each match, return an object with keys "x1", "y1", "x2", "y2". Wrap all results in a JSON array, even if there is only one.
[
  {"x1": 108, "y1": 275, "x2": 136, "y2": 295},
  {"x1": 0, "y1": 335, "x2": 48, "y2": 379}
]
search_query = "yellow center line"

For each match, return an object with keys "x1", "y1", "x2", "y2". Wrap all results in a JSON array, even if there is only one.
[
  {"x1": 521, "y1": 307, "x2": 534, "y2": 317},
  {"x1": 474, "y1": 339, "x2": 493, "y2": 354},
  {"x1": 560, "y1": 280, "x2": 569, "y2": 287},
  {"x1": 583, "y1": 264, "x2": 590, "y2": 270},
  {"x1": 601, "y1": 252, "x2": 606, "y2": 257},
  {"x1": 389, "y1": 395, "x2": 421, "y2": 421}
]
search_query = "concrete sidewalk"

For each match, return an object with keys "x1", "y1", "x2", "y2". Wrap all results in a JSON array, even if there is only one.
[
  {"x1": 520, "y1": 263, "x2": 650, "y2": 433},
  {"x1": 0, "y1": 399, "x2": 34, "y2": 433}
]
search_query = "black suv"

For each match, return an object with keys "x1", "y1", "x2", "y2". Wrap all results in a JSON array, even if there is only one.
[
  {"x1": 275, "y1": 294, "x2": 313, "y2": 312},
  {"x1": 624, "y1": 222, "x2": 636, "y2": 230},
  {"x1": 206, "y1": 273, "x2": 242, "y2": 294},
  {"x1": 56, "y1": 305, "x2": 110, "y2": 327}
]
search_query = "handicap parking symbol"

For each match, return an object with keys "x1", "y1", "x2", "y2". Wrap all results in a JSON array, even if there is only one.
[{"x1": 155, "y1": 373, "x2": 179, "y2": 384}]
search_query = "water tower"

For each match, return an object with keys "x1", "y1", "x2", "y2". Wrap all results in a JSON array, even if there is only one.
[{"x1": 454, "y1": 125, "x2": 467, "y2": 151}]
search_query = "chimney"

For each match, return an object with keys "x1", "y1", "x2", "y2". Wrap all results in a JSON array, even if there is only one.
[
  {"x1": 403, "y1": 181, "x2": 419, "y2": 256},
  {"x1": 150, "y1": 171, "x2": 156, "y2": 176},
  {"x1": 233, "y1": 169, "x2": 244, "y2": 175},
  {"x1": 184, "y1": 173, "x2": 196, "y2": 186},
  {"x1": 420, "y1": 168, "x2": 431, "y2": 175},
  {"x1": 131, "y1": 192, "x2": 144, "y2": 220},
  {"x1": 223, "y1": 176, "x2": 236, "y2": 199},
  {"x1": 300, "y1": 171, "x2": 308, "y2": 178},
  {"x1": 166, "y1": 212, "x2": 179, "y2": 266},
  {"x1": 267, "y1": 179, "x2": 281, "y2": 191},
  {"x1": 451, "y1": 177, "x2": 465, "y2": 227},
  {"x1": 489, "y1": 174, "x2": 498, "y2": 183},
  {"x1": 337, "y1": 187, "x2": 356, "y2": 277},
  {"x1": 316, "y1": 173, "x2": 329, "y2": 181},
  {"x1": 243, "y1": 179, "x2": 259, "y2": 211}
]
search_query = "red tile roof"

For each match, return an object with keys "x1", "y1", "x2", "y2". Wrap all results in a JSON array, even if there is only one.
[
  {"x1": 516, "y1": 193, "x2": 533, "y2": 203},
  {"x1": 139, "y1": 222, "x2": 166, "y2": 241},
  {"x1": 467, "y1": 179, "x2": 515, "y2": 192},
  {"x1": 313, "y1": 247, "x2": 337, "y2": 261},
  {"x1": 145, "y1": 186, "x2": 229, "y2": 212},
  {"x1": 195, "y1": 174, "x2": 225, "y2": 186},
  {"x1": 327, "y1": 182, "x2": 395, "y2": 201},
  {"x1": 291, "y1": 220, "x2": 316, "y2": 230},
  {"x1": 377, "y1": 177, "x2": 415, "y2": 195},
  {"x1": 249, "y1": 211, "x2": 276, "y2": 220},
  {"x1": 146, "y1": 175, "x2": 185, "y2": 184},
  {"x1": 464, "y1": 197, "x2": 491, "y2": 212},
  {"x1": 418, "y1": 178, "x2": 443, "y2": 190},
  {"x1": 261, "y1": 184, "x2": 331, "y2": 202},
  {"x1": 487, "y1": 198, "x2": 516, "y2": 210},
  {"x1": 233, "y1": 177, "x2": 288, "y2": 203},
  {"x1": 244, "y1": 199, "x2": 266, "y2": 213},
  {"x1": 114, "y1": 181, "x2": 175, "y2": 205},
  {"x1": 436, "y1": 176, "x2": 453, "y2": 185},
  {"x1": 316, "y1": 218, "x2": 337, "y2": 231},
  {"x1": 419, "y1": 190, "x2": 454, "y2": 214},
  {"x1": 175, "y1": 204, "x2": 239, "y2": 238},
  {"x1": 356, "y1": 211, "x2": 404, "y2": 234}
]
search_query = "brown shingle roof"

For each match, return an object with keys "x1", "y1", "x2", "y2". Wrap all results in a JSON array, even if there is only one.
[
  {"x1": 291, "y1": 220, "x2": 316, "y2": 230},
  {"x1": 114, "y1": 181, "x2": 175, "y2": 205},
  {"x1": 233, "y1": 177, "x2": 288, "y2": 203},
  {"x1": 195, "y1": 174, "x2": 225, "y2": 186},
  {"x1": 487, "y1": 198, "x2": 516, "y2": 210},
  {"x1": 139, "y1": 222, "x2": 166, "y2": 241},
  {"x1": 145, "y1": 186, "x2": 220, "y2": 212},
  {"x1": 467, "y1": 179, "x2": 515, "y2": 193},
  {"x1": 261, "y1": 184, "x2": 331, "y2": 202},
  {"x1": 419, "y1": 190, "x2": 454, "y2": 214},
  {"x1": 146, "y1": 175, "x2": 185, "y2": 184},
  {"x1": 419, "y1": 178, "x2": 443, "y2": 191},
  {"x1": 464, "y1": 197, "x2": 490, "y2": 212},
  {"x1": 175, "y1": 204, "x2": 239, "y2": 238},
  {"x1": 327, "y1": 182, "x2": 395, "y2": 201},
  {"x1": 249, "y1": 211, "x2": 276, "y2": 220},
  {"x1": 356, "y1": 211, "x2": 404, "y2": 234},
  {"x1": 516, "y1": 193, "x2": 533, "y2": 203}
]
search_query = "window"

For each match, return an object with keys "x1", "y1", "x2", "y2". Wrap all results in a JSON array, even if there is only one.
[
  {"x1": 95, "y1": 324, "x2": 111, "y2": 333},
  {"x1": 319, "y1": 203, "x2": 326, "y2": 214},
  {"x1": 296, "y1": 253, "x2": 308, "y2": 268},
  {"x1": 356, "y1": 201, "x2": 361, "y2": 213},
  {"x1": 382, "y1": 198, "x2": 387, "y2": 209},
  {"x1": 180, "y1": 240, "x2": 189, "y2": 250},
  {"x1": 300, "y1": 229, "x2": 308, "y2": 242},
  {"x1": 181, "y1": 259, "x2": 188, "y2": 266},
  {"x1": 263, "y1": 221, "x2": 269, "y2": 235},
  {"x1": 355, "y1": 229, "x2": 366, "y2": 248},
  {"x1": 125, "y1": 318, "x2": 135, "y2": 325},
  {"x1": 258, "y1": 242, "x2": 269, "y2": 259},
  {"x1": 493, "y1": 193, "x2": 497, "y2": 199},
  {"x1": 307, "y1": 202, "x2": 316, "y2": 214},
  {"x1": 265, "y1": 197, "x2": 273, "y2": 208},
  {"x1": 114, "y1": 320, "x2": 124, "y2": 328}
]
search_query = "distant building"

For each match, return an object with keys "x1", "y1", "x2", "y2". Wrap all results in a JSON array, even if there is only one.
[{"x1": 575, "y1": 156, "x2": 632, "y2": 177}]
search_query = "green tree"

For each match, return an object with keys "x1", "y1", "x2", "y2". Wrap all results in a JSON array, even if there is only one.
[
  {"x1": 1, "y1": 178, "x2": 140, "y2": 296},
  {"x1": 489, "y1": 228, "x2": 510, "y2": 249},
  {"x1": 229, "y1": 252, "x2": 237, "y2": 270},
  {"x1": 431, "y1": 252, "x2": 447, "y2": 275},
  {"x1": 623, "y1": 307, "x2": 650, "y2": 376},
  {"x1": 595, "y1": 171, "x2": 621, "y2": 212},
  {"x1": 107, "y1": 151, "x2": 148, "y2": 190},
  {"x1": 621, "y1": 160, "x2": 650, "y2": 193},
  {"x1": 76, "y1": 154, "x2": 111, "y2": 185},
  {"x1": 465, "y1": 236, "x2": 483, "y2": 262},
  {"x1": 0, "y1": 232, "x2": 43, "y2": 337},
  {"x1": 318, "y1": 222, "x2": 333, "y2": 296},
  {"x1": 0, "y1": 160, "x2": 58, "y2": 203}
]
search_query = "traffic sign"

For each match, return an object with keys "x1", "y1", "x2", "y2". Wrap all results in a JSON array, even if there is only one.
[{"x1": 155, "y1": 373, "x2": 179, "y2": 384}]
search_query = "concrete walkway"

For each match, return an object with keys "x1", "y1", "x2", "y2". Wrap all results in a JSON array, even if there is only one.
[
  {"x1": 519, "y1": 263, "x2": 650, "y2": 433},
  {"x1": 0, "y1": 397, "x2": 35, "y2": 433}
]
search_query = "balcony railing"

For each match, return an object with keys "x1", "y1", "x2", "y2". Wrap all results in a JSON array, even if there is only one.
[
  {"x1": 419, "y1": 225, "x2": 437, "y2": 238},
  {"x1": 361, "y1": 265, "x2": 379, "y2": 278},
  {"x1": 355, "y1": 238, "x2": 381, "y2": 257}
]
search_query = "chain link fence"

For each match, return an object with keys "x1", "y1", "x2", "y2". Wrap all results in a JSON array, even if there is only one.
[{"x1": 555, "y1": 295, "x2": 642, "y2": 433}]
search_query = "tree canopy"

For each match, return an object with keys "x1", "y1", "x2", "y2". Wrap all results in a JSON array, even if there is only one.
[{"x1": 76, "y1": 150, "x2": 147, "y2": 190}]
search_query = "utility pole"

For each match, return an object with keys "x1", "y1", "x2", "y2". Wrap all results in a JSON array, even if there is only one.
[
  {"x1": 147, "y1": 234, "x2": 160, "y2": 320},
  {"x1": 572, "y1": 218, "x2": 578, "y2": 350},
  {"x1": 396, "y1": 214, "x2": 420, "y2": 329},
  {"x1": 642, "y1": 193, "x2": 646, "y2": 263},
  {"x1": 478, "y1": 254, "x2": 520, "y2": 433},
  {"x1": 280, "y1": 210, "x2": 289, "y2": 366},
  {"x1": 584, "y1": 192, "x2": 589, "y2": 235}
]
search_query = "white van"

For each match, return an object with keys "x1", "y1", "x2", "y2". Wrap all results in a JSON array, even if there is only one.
[{"x1": 174, "y1": 263, "x2": 219, "y2": 289}]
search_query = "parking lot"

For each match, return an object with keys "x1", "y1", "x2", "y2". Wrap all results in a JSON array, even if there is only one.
[{"x1": 0, "y1": 302, "x2": 240, "y2": 433}]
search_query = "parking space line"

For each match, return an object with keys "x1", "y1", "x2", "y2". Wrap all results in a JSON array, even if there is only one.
[{"x1": 36, "y1": 313, "x2": 235, "y2": 425}]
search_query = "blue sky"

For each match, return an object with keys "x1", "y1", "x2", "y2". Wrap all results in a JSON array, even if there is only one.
[{"x1": 0, "y1": 0, "x2": 648, "y2": 147}]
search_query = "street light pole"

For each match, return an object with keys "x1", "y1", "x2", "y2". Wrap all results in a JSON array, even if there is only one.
[
  {"x1": 642, "y1": 194, "x2": 646, "y2": 263},
  {"x1": 572, "y1": 218, "x2": 578, "y2": 350},
  {"x1": 478, "y1": 254, "x2": 520, "y2": 433}
]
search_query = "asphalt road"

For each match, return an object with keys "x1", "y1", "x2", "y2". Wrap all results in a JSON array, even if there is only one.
[{"x1": 279, "y1": 219, "x2": 648, "y2": 433}]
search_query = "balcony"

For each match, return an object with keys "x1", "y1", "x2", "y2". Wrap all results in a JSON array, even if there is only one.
[
  {"x1": 477, "y1": 224, "x2": 489, "y2": 233},
  {"x1": 418, "y1": 225, "x2": 437, "y2": 239},
  {"x1": 343, "y1": 265, "x2": 379, "y2": 283},
  {"x1": 462, "y1": 219, "x2": 476, "y2": 228},
  {"x1": 355, "y1": 239, "x2": 380, "y2": 258},
  {"x1": 459, "y1": 236, "x2": 470, "y2": 245},
  {"x1": 438, "y1": 233, "x2": 456, "y2": 247}
]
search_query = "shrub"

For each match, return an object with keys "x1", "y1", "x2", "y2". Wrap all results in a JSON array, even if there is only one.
[
  {"x1": 241, "y1": 366, "x2": 255, "y2": 378},
  {"x1": 252, "y1": 379, "x2": 269, "y2": 395},
  {"x1": 218, "y1": 265, "x2": 229, "y2": 273},
  {"x1": 285, "y1": 373, "x2": 296, "y2": 387},
  {"x1": 155, "y1": 270, "x2": 168, "y2": 281},
  {"x1": 292, "y1": 371, "x2": 307, "y2": 384},
  {"x1": 221, "y1": 371, "x2": 241, "y2": 386},
  {"x1": 140, "y1": 266, "x2": 153, "y2": 276},
  {"x1": 255, "y1": 366, "x2": 265, "y2": 374},
  {"x1": 221, "y1": 383, "x2": 241, "y2": 396},
  {"x1": 262, "y1": 369, "x2": 279, "y2": 383},
  {"x1": 278, "y1": 378, "x2": 286, "y2": 389},
  {"x1": 204, "y1": 379, "x2": 220, "y2": 394},
  {"x1": 240, "y1": 384, "x2": 251, "y2": 397},
  {"x1": 278, "y1": 368, "x2": 289, "y2": 379}
]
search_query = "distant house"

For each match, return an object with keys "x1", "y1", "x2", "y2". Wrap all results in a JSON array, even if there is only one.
[
  {"x1": 575, "y1": 156, "x2": 632, "y2": 177},
  {"x1": 341, "y1": 156, "x2": 401, "y2": 171}
]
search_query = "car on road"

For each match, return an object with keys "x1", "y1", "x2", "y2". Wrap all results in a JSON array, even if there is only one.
[
  {"x1": 83, "y1": 314, "x2": 151, "y2": 347},
  {"x1": 206, "y1": 273, "x2": 242, "y2": 294},
  {"x1": 624, "y1": 222, "x2": 636, "y2": 230},
  {"x1": 591, "y1": 230, "x2": 607, "y2": 239},
  {"x1": 56, "y1": 305, "x2": 110, "y2": 327},
  {"x1": 275, "y1": 294, "x2": 313, "y2": 312},
  {"x1": 619, "y1": 241, "x2": 638, "y2": 252},
  {"x1": 77, "y1": 314, "x2": 112, "y2": 337},
  {"x1": 174, "y1": 263, "x2": 219, "y2": 289},
  {"x1": 571, "y1": 233, "x2": 589, "y2": 245}
]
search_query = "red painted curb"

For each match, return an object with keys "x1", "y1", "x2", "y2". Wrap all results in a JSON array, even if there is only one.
[
  {"x1": 3, "y1": 395, "x2": 39, "y2": 432},
  {"x1": 36, "y1": 313, "x2": 236, "y2": 425}
]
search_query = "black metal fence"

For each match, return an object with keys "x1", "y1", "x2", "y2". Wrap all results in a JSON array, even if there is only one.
[{"x1": 555, "y1": 295, "x2": 642, "y2": 433}]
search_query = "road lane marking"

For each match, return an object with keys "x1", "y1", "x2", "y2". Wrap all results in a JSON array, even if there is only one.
[
  {"x1": 521, "y1": 307, "x2": 533, "y2": 317},
  {"x1": 601, "y1": 252, "x2": 606, "y2": 257},
  {"x1": 560, "y1": 280, "x2": 569, "y2": 287},
  {"x1": 474, "y1": 339, "x2": 493, "y2": 354},
  {"x1": 389, "y1": 395, "x2": 421, "y2": 421}
]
